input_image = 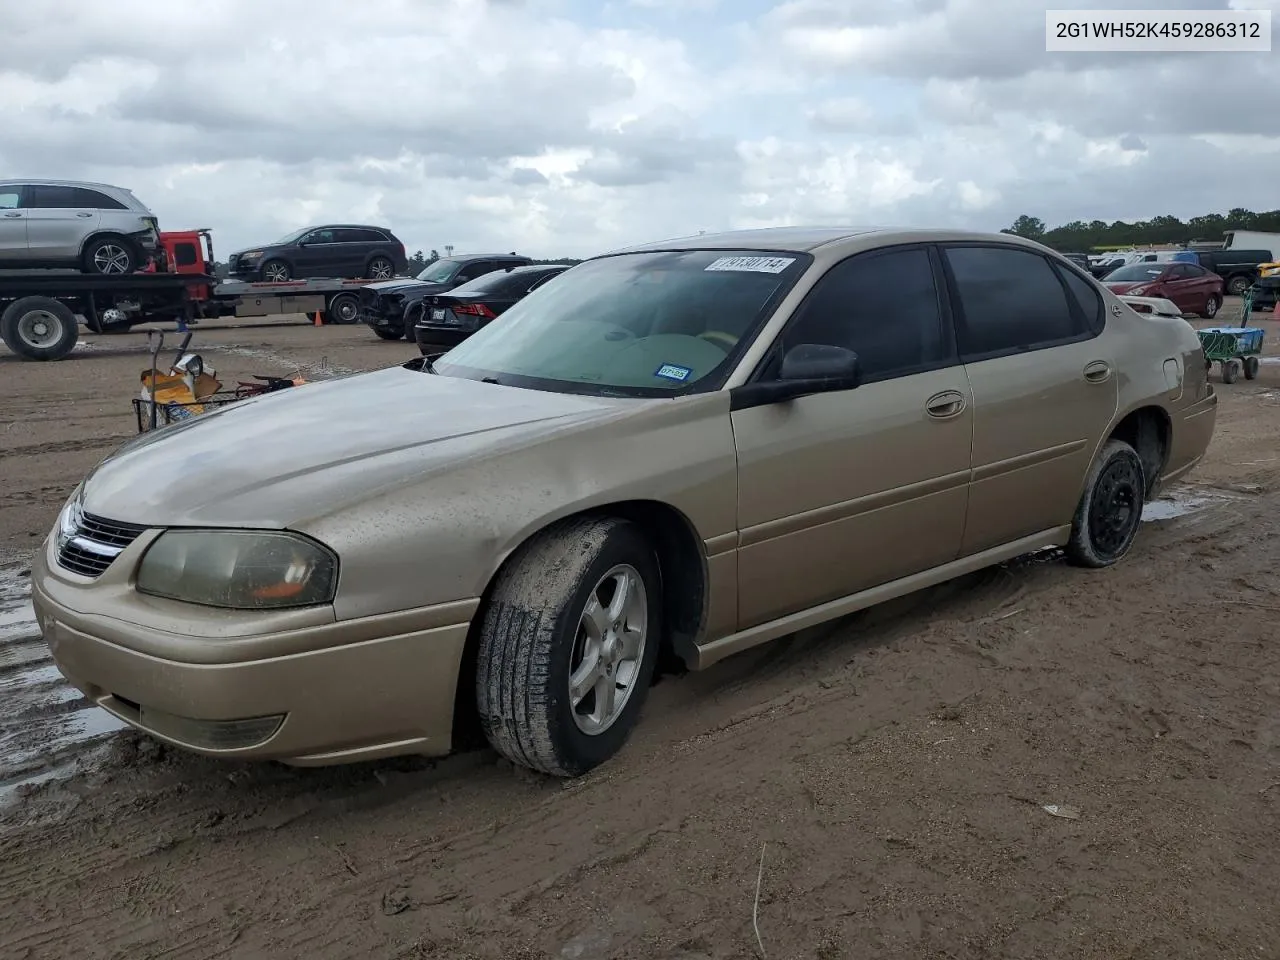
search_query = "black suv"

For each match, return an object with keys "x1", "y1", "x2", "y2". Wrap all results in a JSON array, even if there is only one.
[
  {"x1": 226, "y1": 224, "x2": 408, "y2": 282},
  {"x1": 414, "y1": 263, "x2": 572, "y2": 353},
  {"x1": 358, "y1": 252, "x2": 533, "y2": 340}
]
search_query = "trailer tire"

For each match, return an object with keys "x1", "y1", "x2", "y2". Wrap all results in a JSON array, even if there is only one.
[
  {"x1": 1, "y1": 297, "x2": 79, "y2": 361},
  {"x1": 326, "y1": 293, "x2": 360, "y2": 325}
]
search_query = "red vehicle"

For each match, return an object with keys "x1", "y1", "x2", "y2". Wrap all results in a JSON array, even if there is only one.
[{"x1": 1102, "y1": 260, "x2": 1224, "y2": 319}]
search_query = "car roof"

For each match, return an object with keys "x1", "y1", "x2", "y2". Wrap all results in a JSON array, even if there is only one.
[
  {"x1": 601, "y1": 226, "x2": 1058, "y2": 258},
  {"x1": 306, "y1": 223, "x2": 394, "y2": 232},
  {"x1": 0, "y1": 178, "x2": 132, "y2": 191}
]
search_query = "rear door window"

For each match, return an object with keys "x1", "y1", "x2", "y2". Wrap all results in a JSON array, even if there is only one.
[
  {"x1": 0, "y1": 190, "x2": 20, "y2": 209},
  {"x1": 1054, "y1": 263, "x2": 1105, "y2": 334},
  {"x1": 72, "y1": 187, "x2": 127, "y2": 210},
  {"x1": 27, "y1": 185, "x2": 81, "y2": 208},
  {"x1": 943, "y1": 245, "x2": 1091, "y2": 360}
]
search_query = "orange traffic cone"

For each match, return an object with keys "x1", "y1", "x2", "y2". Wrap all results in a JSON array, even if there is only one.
[
  {"x1": 1273, "y1": 300, "x2": 1279, "y2": 318},
  {"x1": 313, "y1": 310, "x2": 323, "y2": 326}
]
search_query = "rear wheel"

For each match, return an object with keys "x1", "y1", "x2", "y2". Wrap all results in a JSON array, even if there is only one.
[
  {"x1": 1066, "y1": 439, "x2": 1145, "y2": 568},
  {"x1": 0, "y1": 296, "x2": 79, "y2": 361},
  {"x1": 366, "y1": 256, "x2": 395, "y2": 280},
  {"x1": 1200, "y1": 295, "x2": 1220, "y2": 319},
  {"x1": 475, "y1": 516, "x2": 662, "y2": 777},
  {"x1": 326, "y1": 293, "x2": 360, "y2": 324},
  {"x1": 1226, "y1": 275, "x2": 1250, "y2": 297},
  {"x1": 1243, "y1": 356, "x2": 1260, "y2": 380},
  {"x1": 81, "y1": 236, "x2": 136, "y2": 275}
]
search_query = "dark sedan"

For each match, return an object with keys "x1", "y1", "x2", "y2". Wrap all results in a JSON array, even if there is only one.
[
  {"x1": 360, "y1": 253, "x2": 533, "y2": 340},
  {"x1": 414, "y1": 263, "x2": 572, "y2": 354}
]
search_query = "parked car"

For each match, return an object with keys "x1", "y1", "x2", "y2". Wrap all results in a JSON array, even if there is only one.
[
  {"x1": 359, "y1": 252, "x2": 533, "y2": 340},
  {"x1": 1060, "y1": 252, "x2": 1092, "y2": 272},
  {"x1": 33, "y1": 227, "x2": 1216, "y2": 778},
  {"x1": 414, "y1": 263, "x2": 572, "y2": 354},
  {"x1": 226, "y1": 225, "x2": 408, "y2": 282},
  {"x1": 0, "y1": 179, "x2": 160, "y2": 275},
  {"x1": 1102, "y1": 261, "x2": 1224, "y2": 318},
  {"x1": 1194, "y1": 248, "x2": 1274, "y2": 297},
  {"x1": 1090, "y1": 255, "x2": 1127, "y2": 278}
]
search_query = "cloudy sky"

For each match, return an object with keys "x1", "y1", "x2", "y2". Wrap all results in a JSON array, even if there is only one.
[{"x1": 4, "y1": 0, "x2": 1277, "y2": 259}]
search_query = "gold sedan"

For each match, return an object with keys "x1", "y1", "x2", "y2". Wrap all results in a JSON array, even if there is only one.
[{"x1": 33, "y1": 227, "x2": 1217, "y2": 776}]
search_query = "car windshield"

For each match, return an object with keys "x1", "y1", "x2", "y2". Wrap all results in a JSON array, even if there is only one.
[
  {"x1": 416, "y1": 259, "x2": 461, "y2": 283},
  {"x1": 274, "y1": 227, "x2": 310, "y2": 244},
  {"x1": 450, "y1": 268, "x2": 541, "y2": 297},
  {"x1": 432, "y1": 249, "x2": 810, "y2": 397},
  {"x1": 1105, "y1": 263, "x2": 1165, "y2": 282}
]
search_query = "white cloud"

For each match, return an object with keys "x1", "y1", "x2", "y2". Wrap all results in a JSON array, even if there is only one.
[{"x1": 1, "y1": 0, "x2": 1276, "y2": 262}]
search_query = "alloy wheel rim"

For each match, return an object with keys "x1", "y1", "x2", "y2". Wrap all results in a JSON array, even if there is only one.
[
  {"x1": 1088, "y1": 458, "x2": 1141, "y2": 558},
  {"x1": 371, "y1": 260, "x2": 393, "y2": 279},
  {"x1": 265, "y1": 263, "x2": 289, "y2": 282},
  {"x1": 568, "y1": 564, "x2": 647, "y2": 736},
  {"x1": 93, "y1": 244, "x2": 130, "y2": 274}
]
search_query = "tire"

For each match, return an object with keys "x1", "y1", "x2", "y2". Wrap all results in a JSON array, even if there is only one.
[
  {"x1": 475, "y1": 516, "x2": 662, "y2": 777},
  {"x1": 326, "y1": 293, "x2": 360, "y2": 325},
  {"x1": 366, "y1": 256, "x2": 395, "y2": 280},
  {"x1": 402, "y1": 302, "x2": 422, "y2": 341},
  {"x1": 1200, "y1": 295, "x2": 1220, "y2": 320},
  {"x1": 1065, "y1": 439, "x2": 1146, "y2": 569},
  {"x1": 0, "y1": 296, "x2": 79, "y2": 361},
  {"x1": 1222, "y1": 359, "x2": 1239, "y2": 384},
  {"x1": 1243, "y1": 356, "x2": 1259, "y2": 380},
  {"x1": 261, "y1": 259, "x2": 291, "y2": 282},
  {"x1": 372, "y1": 326, "x2": 403, "y2": 341},
  {"x1": 81, "y1": 235, "x2": 136, "y2": 276},
  {"x1": 1226, "y1": 275, "x2": 1250, "y2": 297}
]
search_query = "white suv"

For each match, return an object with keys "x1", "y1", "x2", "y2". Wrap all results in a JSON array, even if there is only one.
[{"x1": 0, "y1": 179, "x2": 160, "y2": 275}]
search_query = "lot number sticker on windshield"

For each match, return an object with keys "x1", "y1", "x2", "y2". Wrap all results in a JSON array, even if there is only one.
[
  {"x1": 704, "y1": 256, "x2": 796, "y2": 274},
  {"x1": 655, "y1": 363, "x2": 692, "y2": 382}
]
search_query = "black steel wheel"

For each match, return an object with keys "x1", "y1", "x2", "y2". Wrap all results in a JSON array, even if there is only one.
[{"x1": 1066, "y1": 439, "x2": 1146, "y2": 568}]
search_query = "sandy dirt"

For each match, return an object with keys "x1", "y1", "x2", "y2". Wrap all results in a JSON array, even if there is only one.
[{"x1": 1, "y1": 305, "x2": 1279, "y2": 959}]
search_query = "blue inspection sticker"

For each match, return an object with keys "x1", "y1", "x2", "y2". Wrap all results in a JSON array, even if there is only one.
[{"x1": 654, "y1": 363, "x2": 692, "y2": 382}]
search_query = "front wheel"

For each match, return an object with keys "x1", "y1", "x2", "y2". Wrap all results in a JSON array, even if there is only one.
[
  {"x1": 475, "y1": 516, "x2": 662, "y2": 777},
  {"x1": 1065, "y1": 439, "x2": 1146, "y2": 568},
  {"x1": 1226, "y1": 275, "x2": 1250, "y2": 297},
  {"x1": 261, "y1": 259, "x2": 291, "y2": 282},
  {"x1": 1243, "y1": 356, "x2": 1259, "y2": 380},
  {"x1": 372, "y1": 326, "x2": 402, "y2": 340},
  {"x1": 1222, "y1": 359, "x2": 1240, "y2": 384}
]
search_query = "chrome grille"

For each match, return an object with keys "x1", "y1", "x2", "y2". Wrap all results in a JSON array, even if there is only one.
[{"x1": 56, "y1": 509, "x2": 148, "y2": 578}]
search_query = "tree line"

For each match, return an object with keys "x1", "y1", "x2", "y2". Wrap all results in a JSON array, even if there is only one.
[{"x1": 1002, "y1": 208, "x2": 1280, "y2": 252}]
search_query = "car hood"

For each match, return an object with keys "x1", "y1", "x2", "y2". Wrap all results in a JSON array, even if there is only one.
[
  {"x1": 81, "y1": 367, "x2": 635, "y2": 528},
  {"x1": 229, "y1": 246, "x2": 276, "y2": 258},
  {"x1": 1104, "y1": 281, "x2": 1148, "y2": 293},
  {"x1": 364, "y1": 278, "x2": 447, "y2": 297}
]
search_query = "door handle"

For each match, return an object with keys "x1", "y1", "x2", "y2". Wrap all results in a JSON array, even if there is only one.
[
  {"x1": 75, "y1": 212, "x2": 93, "y2": 218},
  {"x1": 925, "y1": 390, "x2": 966, "y2": 419},
  {"x1": 1084, "y1": 360, "x2": 1112, "y2": 383},
  {"x1": 2, "y1": 212, "x2": 21, "y2": 218}
]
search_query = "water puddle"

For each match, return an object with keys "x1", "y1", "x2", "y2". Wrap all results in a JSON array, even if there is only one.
[
  {"x1": 1142, "y1": 485, "x2": 1246, "y2": 522},
  {"x1": 0, "y1": 565, "x2": 126, "y2": 804}
]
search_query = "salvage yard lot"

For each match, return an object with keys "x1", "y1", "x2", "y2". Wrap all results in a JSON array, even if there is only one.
[{"x1": 2, "y1": 307, "x2": 1279, "y2": 959}]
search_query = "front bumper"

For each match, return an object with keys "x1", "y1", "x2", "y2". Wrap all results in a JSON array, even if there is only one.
[
  {"x1": 31, "y1": 535, "x2": 477, "y2": 766},
  {"x1": 358, "y1": 290, "x2": 406, "y2": 328}
]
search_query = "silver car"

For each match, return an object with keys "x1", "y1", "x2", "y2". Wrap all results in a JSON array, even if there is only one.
[{"x1": 0, "y1": 179, "x2": 160, "y2": 275}]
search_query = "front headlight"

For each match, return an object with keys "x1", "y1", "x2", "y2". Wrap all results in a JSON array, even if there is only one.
[
  {"x1": 239, "y1": 250, "x2": 263, "y2": 260},
  {"x1": 136, "y1": 530, "x2": 338, "y2": 609}
]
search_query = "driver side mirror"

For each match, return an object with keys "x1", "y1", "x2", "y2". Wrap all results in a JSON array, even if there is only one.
[{"x1": 730, "y1": 343, "x2": 861, "y2": 410}]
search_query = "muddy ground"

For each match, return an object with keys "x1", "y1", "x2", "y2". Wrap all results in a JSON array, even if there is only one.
[{"x1": 1, "y1": 305, "x2": 1279, "y2": 959}]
